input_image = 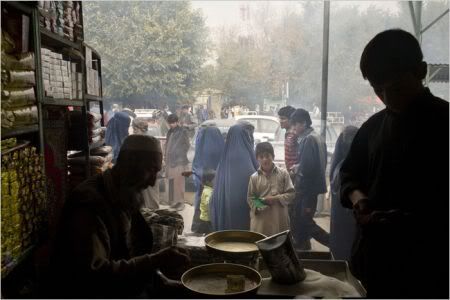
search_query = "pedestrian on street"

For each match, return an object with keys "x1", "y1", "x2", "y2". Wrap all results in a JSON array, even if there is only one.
[
  {"x1": 277, "y1": 105, "x2": 298, "y2": 178},
  {"x1": 179, "y1": 105, "x2": 196, "y2": 138},
  {"x1": 165, "y1": 114, "x2": 190, "y2": 211},
  {"x1": 329, "y1": 125, "x2": 358, "y2": 261},
  {"x1": 189, "y1": 126, "x2": 225, "y2": 234},
  {"x1": 210, "y1": 123, "x2": 258, "y2": 231},
  {"x1": 289, "y1": 108, "x2": 329, "y2": 250},
  {"x1": 105, "y1": 111, "x2": 131, "y2": 164},
  {"x1": 340, "y1": 29, "x2": 449, "y2": 298}
]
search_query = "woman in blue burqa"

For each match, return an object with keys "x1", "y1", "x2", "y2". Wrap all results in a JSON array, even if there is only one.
[
  {"x1": 105, "y1": 111, "x2": 131, "y2": 164},
  {"x1": 210, "y1": 122, "x2": 258, "y2": 231},
  {"x1": 329, "y1": 125, "x2": 359, "y2": 260},
  {"x1": 190, "y1": 126, "x2": 225, "y2": 234}
]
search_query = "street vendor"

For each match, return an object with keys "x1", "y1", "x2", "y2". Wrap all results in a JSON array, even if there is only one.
[{"x1": 48, "y1": 135, "x2": 190, "y2": 298}]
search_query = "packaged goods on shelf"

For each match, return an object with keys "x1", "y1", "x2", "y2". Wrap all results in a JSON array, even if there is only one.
[
  {"x1": 1, "y1": 138, "x2": 17, "y2": 150},
  {"x1": 3, "y1": 10, "x2": 30, "y2": 53},
  {"x1": 1, "y1": 88, "x2": 36, "y2": 109},
  {"x1": 38, "y1": 1, "x2": 82, "y2": 42},
  {"x1": 90, "y1": 145, "x2": 112, "y2": 156},
  {"x1": 1, "y1": 52, "x2": 35, "y2": 71},
  {"x1": 41, "y1": 47, "x2": 82, "y2": 100},
  {"x1": 1, "y1": 143, "x2": 46, "y2": 273},
  {"x1": 1, "y1": 106, "x2": 38, "y2": 129},
  {"x1": 4, "y1": 70, "x2": 36, "y2": 88},
  {"x1": 2, "y1": 30, "x2": 16, "y2": 54}
]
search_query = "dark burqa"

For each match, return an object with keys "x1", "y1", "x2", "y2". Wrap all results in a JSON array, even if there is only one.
[
  {"x1": 329, "y1": 126, "x2": 358, "y2": 261},
  {"x1": 105, "y1": 112, "x2": 131, "y2": 163},
  {"x1": 210, "y1": 124, "x2": 258, "y2": 231},
  {"x1": 191, "y1": 127, "x2": 225, "y2": 233},
  {"x1": 340, "y1": 89, "x2": 449, "y2": 298}
]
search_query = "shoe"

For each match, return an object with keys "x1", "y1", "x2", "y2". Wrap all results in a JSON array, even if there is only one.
[{"x1": 170, "y1": 202, "x2": 185, "y2": 211}]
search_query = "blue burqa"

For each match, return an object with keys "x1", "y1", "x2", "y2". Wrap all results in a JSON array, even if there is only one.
[
  {"x1": 191, "y1": 127, "x2": 225, "y2": 233},
  {"x1": 210, "y1": 123, "x2": 259, "y2": 231},
  {"x1": 105, "y1": 112, "x2": 131, "y2": 163}
]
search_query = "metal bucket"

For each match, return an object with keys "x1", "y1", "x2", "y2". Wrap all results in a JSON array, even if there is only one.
[{"x1": 255, "y1": 230, "x2": 306, "y2": 284}]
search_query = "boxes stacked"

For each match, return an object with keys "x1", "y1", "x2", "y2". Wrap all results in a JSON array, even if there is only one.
[
  {"x1": 85, "y1": 47, "x2": 101, "y2": 96},
  {"x1": 41, "y1": 48, "x2": 82, "y2": 100}
]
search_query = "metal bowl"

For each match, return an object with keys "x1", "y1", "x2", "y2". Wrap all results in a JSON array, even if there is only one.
[
  {"x1": 181, "y1": 263, "x2": 262, "y2": 297},
  {"x1": 204, "y1": 230, "x2": 266, "y2": 258}
]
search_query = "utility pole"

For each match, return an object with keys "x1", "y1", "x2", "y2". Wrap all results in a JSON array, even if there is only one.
[{"x1": 320, "y1": 1, "x2": 330, "y2": 139}]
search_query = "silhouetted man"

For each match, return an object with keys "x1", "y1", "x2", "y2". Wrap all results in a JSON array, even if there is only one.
[{"x1": 340, "y1": 29, "x2": 449, "y2": 298}]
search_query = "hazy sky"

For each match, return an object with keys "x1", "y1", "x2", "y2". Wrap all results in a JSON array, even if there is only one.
[{"x1": 191, "y1": 1, "x2": 401, "y2": 29}]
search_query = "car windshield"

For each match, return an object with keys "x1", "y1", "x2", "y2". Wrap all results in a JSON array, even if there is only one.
[
  {"x1": 147, "y1": 126, "x2": 161, "y2": 137},
  {"x1": 238, "y1": 118, "x2": 278, "y2": 134},
  {"x1": 258, "y1": 119, "x2": 278, "y2": 134}
]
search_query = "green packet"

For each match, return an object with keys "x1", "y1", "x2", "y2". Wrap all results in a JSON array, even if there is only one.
[{"x1": 253, "y1": 196, "x2": 267, "y2": 209}]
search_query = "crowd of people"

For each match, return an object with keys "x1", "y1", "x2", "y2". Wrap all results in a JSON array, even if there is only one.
[{"x1": 44, "y1": 29, "x2": 448, "y2": 298}]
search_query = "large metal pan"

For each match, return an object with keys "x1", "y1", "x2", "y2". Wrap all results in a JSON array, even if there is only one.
[
  {"x1": 204, "y1": 230, "x2": 266, "y2": 259},
  {"x1": 181, "y1": 263, "x2": 262, "y2": 297}
]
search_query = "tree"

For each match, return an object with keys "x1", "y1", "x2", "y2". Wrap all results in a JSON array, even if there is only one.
[
  {"x1": 83, "y1": 1, "x2": 209, "y2": 107},
  {"x1": 210, "y1": 1, "x2": 448, "y2": 114}
]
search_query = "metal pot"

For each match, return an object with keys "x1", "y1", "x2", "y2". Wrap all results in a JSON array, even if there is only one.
[
  {"x1": 205, "y1": 230, "x2": 265, "y2": 256},
  {"x1": 204, "y1": 230, "x2": 266, "y2": 267}
]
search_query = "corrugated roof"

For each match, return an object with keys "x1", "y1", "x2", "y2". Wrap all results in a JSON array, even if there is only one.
[{"x1": 428, "y1": 64, "x2": 449, "y2": 83}]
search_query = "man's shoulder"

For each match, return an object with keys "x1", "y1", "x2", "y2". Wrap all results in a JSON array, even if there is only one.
[
  {"x1": 428, "y1": 94, "x2": 449, "y2": 113},
  {"x1": 360, "y1": 109, "x2": 386, "y2": 130},
  {"x1": 71, "y1": 174, "x2": 106, "y2": 206}
]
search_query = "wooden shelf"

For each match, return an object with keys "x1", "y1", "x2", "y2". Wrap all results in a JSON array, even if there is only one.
[
  {"x1": 40, "y1": 27, "x2": 82, "y2": 51},
  {"x1": 1, "y1": 125, "x2": 39, "y2": 139},
  {"x1": 85, "y1": 94, "x2": 102, "y2": 102},
  {"x1": 42, "y1": 97, "x2": 84, "y2": 107}
]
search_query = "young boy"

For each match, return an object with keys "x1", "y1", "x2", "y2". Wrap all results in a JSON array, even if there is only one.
[
  {"x1": 247, "y1": 142, "x2": 295, "y2": 236},
  {"x1": 199, "y1": 169, "x2": 215, "y2": 233}
]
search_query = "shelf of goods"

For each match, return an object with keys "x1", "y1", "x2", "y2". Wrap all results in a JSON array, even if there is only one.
[
  {"x1": 1, "y1": 139, "x2": 46, "y2": 279},
  {"x1": 1, "y1": 4, "x2": 40, "y2": 139}
]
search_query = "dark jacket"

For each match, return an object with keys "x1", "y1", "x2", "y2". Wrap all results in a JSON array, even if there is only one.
[
  {"x1": 49, "y1": 170, "x2": 154, "y2": 298},
  {"x1": 294, "y1": 127, "x2": 327, "y2": 209},
  {"x1": 165, "y1": 126, "x2": 190, "y2": 168},
  {"x1": 339, "y1": 88, "x2": 449, "y2": 298}
]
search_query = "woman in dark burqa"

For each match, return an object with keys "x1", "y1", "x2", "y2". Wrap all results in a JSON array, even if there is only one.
[
  {"x1": 210, "y1": 123, "x2": 259, "y2": 231},
  {"x1": 329, "y1": 125, "x2": 359, "y2": 260},
  {"x1": 105, "y1": 111, "x2": 131, "y2": 164},
  {"x1": 190, "y1": 126, "x2": 225, "y2": 234}
]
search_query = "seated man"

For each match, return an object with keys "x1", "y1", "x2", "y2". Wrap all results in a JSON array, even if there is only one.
[{"x1": 48, "y1": 135, "x2": 190, "y2": 298}]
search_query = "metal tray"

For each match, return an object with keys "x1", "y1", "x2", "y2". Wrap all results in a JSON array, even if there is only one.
[
  {"x1": 181, "y1": 263, "x2": 262, "y2": 297},
  {"x1": 257, "y1": 259, "x2": 366, "y2": 298},
  {"x1": 297, "y1": 250, "x2": 333, "y2": 260}
]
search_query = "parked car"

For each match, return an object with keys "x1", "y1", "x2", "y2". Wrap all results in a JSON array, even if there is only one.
[{"x1": 234, "y1": 115, "x2": 283, "y2": 143}]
